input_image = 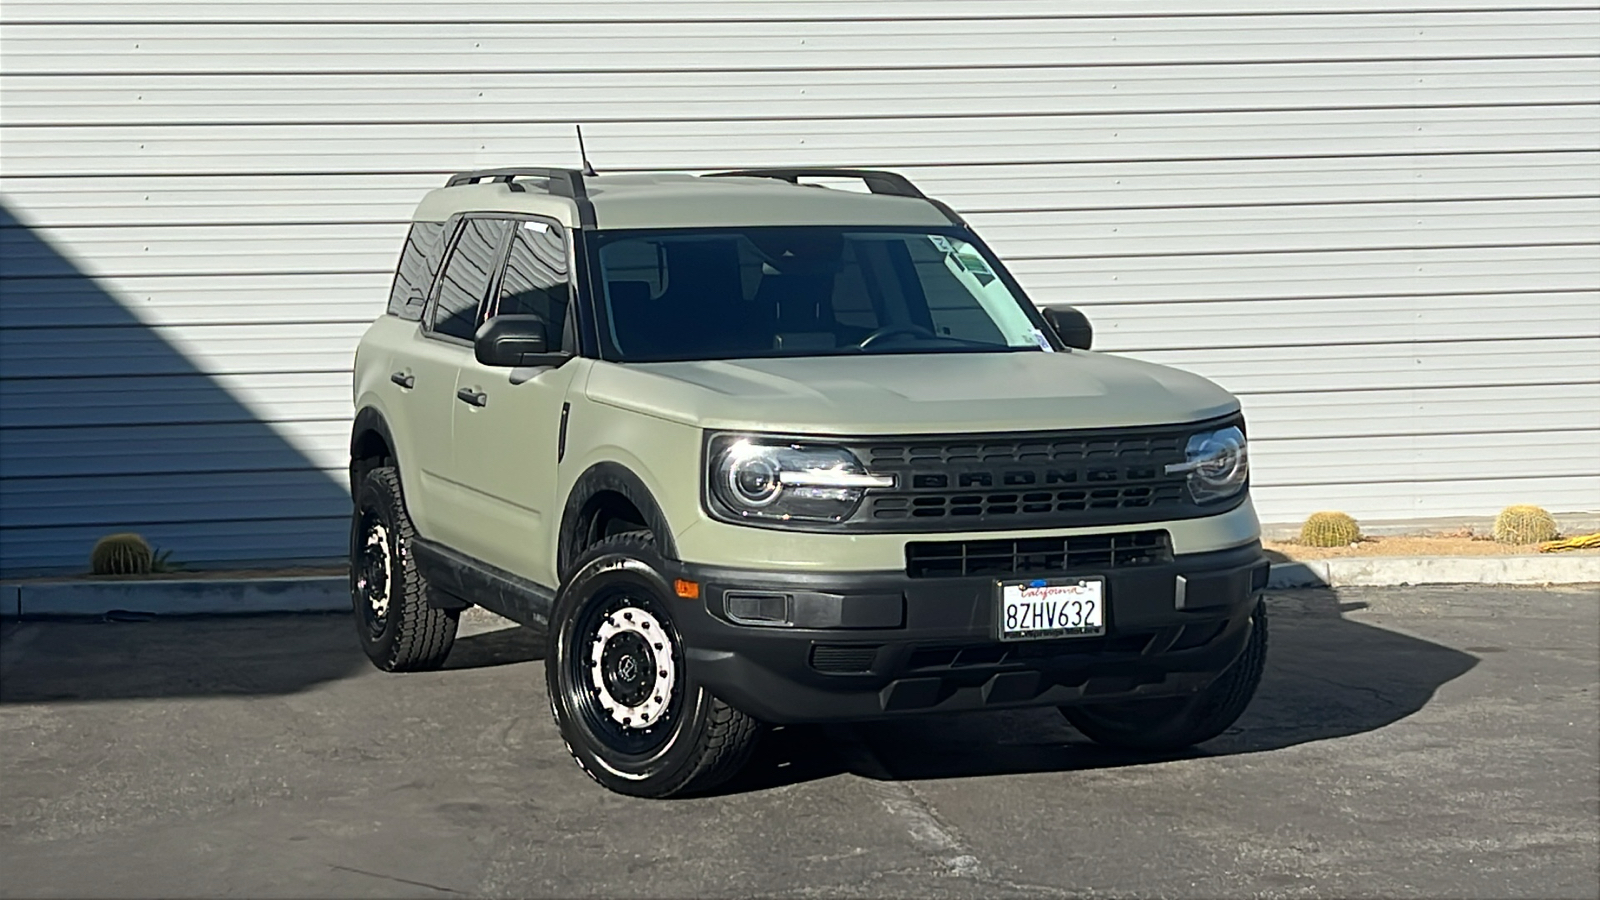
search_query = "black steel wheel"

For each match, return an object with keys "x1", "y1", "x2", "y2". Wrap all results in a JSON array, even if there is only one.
[
  {"x1": 350, "y1": 466, "x2": 457, "y2": 671},
  {"x1": 547, "y1": 532, "x2": 759, "y2": 798}
]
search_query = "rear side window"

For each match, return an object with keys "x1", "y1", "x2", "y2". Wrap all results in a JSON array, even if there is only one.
[
  {"x1": 430, "y1": 218, "x2": 512, "y2": 341},
  {"x1": 386, "y1": 222, "x2": 445, "y2": 321}
]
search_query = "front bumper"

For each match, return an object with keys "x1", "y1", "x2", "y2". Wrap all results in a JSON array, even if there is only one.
[{"x1": 668, "y1": 540, "x2": 1269, "y2": 723}]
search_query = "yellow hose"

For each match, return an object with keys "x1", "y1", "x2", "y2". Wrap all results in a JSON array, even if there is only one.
[{"x1": 1539, "y1": 532, "x2": 1600, "y2": 553}]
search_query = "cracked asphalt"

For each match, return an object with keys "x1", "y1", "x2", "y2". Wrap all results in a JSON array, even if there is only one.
[{"x1": 1, "y1": 585, "x2": 1596, "y2": 898}]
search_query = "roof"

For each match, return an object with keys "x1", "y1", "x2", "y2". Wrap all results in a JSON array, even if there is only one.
[{"x1": 410, "y1": 169, "x2": 956, "y2": 231}]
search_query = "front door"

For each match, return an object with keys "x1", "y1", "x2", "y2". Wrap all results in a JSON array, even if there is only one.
[
  {"x1": 450, "y1": 218, "x2": 582, "y2": 589},
  {"x1": 411, "y1": 215, "x2": 514, "y2": 549}
]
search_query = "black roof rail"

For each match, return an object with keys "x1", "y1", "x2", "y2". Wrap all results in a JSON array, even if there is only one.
[
  {"x1": 444, "y1": 167, "x2": 588, "y2": 199},
  {"x1": 704, "y1": 168, "x2": 926, "y2": 198},
  {"x1": 703, "y1": 167, "x2": 965, "y2": 226}
]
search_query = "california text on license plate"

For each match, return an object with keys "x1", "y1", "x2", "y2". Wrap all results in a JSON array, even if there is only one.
[{"x1": 996, "y1": 578, "x2": 1106, "y2": 641}]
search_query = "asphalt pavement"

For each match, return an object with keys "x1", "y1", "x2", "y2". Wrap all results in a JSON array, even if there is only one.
[{"x1": 1, "y1": 585, "x2": 1596, "y2": 898}]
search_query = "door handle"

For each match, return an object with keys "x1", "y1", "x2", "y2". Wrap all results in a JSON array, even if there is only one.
[
  {"x1": 390, "y1": 371, "x2": 414, "y2": 389},
  {"x1": 456, "y1": 387, "x2": 488, "y2": 407}
]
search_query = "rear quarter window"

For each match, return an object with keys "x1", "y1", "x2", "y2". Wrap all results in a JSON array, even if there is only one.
[{"x1": 386, "y1": 222, "x2": 446, "y2": 321}]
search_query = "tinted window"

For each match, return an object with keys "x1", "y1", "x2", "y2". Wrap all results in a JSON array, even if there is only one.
[
  {"x1": 386, "y1": 221, "x2": 445, "y2": 321},
  {"x1": 592, "y1": 228, "x2": 1047, "y2": 362},
  {"x1": 490, "y1": 220, "x2": 571, "y2": 349},
  {"x1": 430, "y1": 218, "x2": 511, "y2": 341}
]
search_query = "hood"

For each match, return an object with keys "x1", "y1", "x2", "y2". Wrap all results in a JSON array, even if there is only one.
[{"x1": 583, "y1": 351, "x2": 1240, "y2": 435}]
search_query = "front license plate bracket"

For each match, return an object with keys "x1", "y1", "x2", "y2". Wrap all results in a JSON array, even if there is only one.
[{"x1": 996, "y1": 577, "x2": 1106, "y2": 641}]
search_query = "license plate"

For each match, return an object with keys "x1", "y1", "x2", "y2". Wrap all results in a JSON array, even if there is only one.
[{"x1": 996, "y1": 578, "x2": 1106, "y2": 641}]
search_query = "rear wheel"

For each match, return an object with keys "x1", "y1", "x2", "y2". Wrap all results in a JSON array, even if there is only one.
[
  {"x1": 1062, "y1": 599, "x2": 1267, "y2": 751},
  {"x1": 351, "y1": 466, "x2": 457, "y2": 671},
  {"x1": 546, "y1": 532, "x2": 759, "y2": 798}
]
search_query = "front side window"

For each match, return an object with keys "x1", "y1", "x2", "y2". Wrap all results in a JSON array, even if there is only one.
[
  {"x1": 430, "y1": 217, "x2": 512, "y2": 341},
  {"x1": 590, "y1": 227, "x2": 1050, "y2": 362},
  {"x1": 487, "y1": 220, "x2": 572, "y2": 350}
]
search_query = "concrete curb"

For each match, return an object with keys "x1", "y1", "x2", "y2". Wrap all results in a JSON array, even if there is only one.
[
  {"x1": 2, "y1": 557, "x2": 1596, "y2": 618},
  {"x1": 0, "y1": 576, "x2": 347, "y2": 618}
]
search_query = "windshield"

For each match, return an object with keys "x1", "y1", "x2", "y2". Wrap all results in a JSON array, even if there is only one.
[{"x1": 589, "y1": 227, "x2": 1054, "y2": 362}]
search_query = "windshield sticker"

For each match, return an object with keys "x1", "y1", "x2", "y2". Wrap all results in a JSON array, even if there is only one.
[
  {"x1": 956, "y1": 248, "x2": 995, "y2": 286},
  {"x1": 1030, "y1": 328, "x2": 1057, "y2": 352},
  {"x1": 928, "y1": 235, "x2": 953, "y2": 254}
]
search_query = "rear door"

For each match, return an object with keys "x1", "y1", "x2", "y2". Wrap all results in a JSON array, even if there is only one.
[
  {"x1": 407, "y1": 215, "x2": 513, "y2": 545},
  {"x1": 450, "y1": 217, "x2": 585, "y2": 588}
]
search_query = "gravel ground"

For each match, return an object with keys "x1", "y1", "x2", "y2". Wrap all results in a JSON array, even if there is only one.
[{"x1": 1, "y1": 585, "x2": 1596, "y2": 899}]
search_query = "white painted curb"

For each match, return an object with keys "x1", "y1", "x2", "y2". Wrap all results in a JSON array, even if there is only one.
[
  {"x1": 1266, "y1": 556, "x2": 1600, "y2": 589},
  {"x1": 0, "y1": 576, "x2": 347, "y2": 618}
]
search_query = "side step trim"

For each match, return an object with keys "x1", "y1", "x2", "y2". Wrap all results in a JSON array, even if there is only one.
[{"x1": 410, "y1": 537, "x2": 556, "y2": 629}]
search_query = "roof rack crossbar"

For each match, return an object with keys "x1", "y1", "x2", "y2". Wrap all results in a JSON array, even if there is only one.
[
  {"x1": 703, "y1": 168, "x2": 927, "y2": 199},
  {"x1": 445, "y1": 168, "x2": 588, "y2": 199}
]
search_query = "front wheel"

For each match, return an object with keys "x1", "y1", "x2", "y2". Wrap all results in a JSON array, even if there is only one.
[
  {"x1": 546, "y1": 532, "x2": 759, "y2": 798},
  {"x1": 1062, "y1": 599, "x2": 1267, "y2": 752}
]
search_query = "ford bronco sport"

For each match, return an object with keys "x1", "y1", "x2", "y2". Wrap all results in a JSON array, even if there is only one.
[{"x1": 350, "y1": 167, "x2": 1269, "y2": 797}]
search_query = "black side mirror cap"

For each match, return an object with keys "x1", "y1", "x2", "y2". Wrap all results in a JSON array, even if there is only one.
[
  {"x1": 1039, "y1": 304, "x2": 1093, "y2": 350},
  {"x1": 474, "y1": 314, "x2": 569, "y2": 367}
]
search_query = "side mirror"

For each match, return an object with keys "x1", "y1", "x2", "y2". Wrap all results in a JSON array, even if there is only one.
[
  {"x1": 474, "y1": 314, "x2": 568, "y2": 367},
  {"x1": 1039, "y1": 304, "x2": 1093, "y2": 351}
]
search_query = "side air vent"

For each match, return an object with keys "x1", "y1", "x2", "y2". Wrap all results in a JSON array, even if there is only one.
[{"x1": 809, "y1": 644, "x2": 881, "y2": 674}]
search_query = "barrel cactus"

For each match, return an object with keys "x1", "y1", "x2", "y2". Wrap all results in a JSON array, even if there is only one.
[
  {"x1": 90, "y1": 533, "x2": 154, "y2": 575},
  {"x1": 1300, "y1": 511, "x2": 1361, "y2": 548},
  {"x1": 1492, "y1": 505, "x2": 1558, "y2": 544}
]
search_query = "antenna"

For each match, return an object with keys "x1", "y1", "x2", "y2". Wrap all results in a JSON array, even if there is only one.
[{"x1": 575, "y1": 125, "x2": 598, "y2": 177}]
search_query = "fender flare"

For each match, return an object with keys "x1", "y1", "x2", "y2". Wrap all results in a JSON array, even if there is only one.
[
  {"x1": 557, "y1": 462, "x2": 680, "y2": 581},
  {"x1": 349, "y1": 407, "x2": 400, "y2": 494}
]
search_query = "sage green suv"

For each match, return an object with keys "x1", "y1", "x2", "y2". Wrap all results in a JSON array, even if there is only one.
[{"x1": 349, "y1": 167, "x2": 1269, "y2": 797}]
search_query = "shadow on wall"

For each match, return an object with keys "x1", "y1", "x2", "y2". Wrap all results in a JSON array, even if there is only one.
[{"x1": 0, "y1": 201, "x2": 353, "y2": 576}]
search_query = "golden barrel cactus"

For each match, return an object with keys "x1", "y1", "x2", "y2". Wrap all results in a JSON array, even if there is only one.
[
  {"x1": 1492, "y1": 505, "x2": 1558, "y2": 544},
  {"x1": 90, "y1": 533, "x2": 154, "y2": 575},
  {"x1": 1300, "y1": 511, "x2": 1361, "y2": 548}
]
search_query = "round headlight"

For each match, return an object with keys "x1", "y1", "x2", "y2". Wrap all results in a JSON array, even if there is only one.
[
  {"x1": 725, "y1": 452, "x2": 782, "y2": 508},
  {"x1": 1193, "y1": 431, "x2": 1245, "y2": 485},
  {"x1": 707, "y1": 437, "x2": 893, "y2": 524},
  {"x1": 1170, "y1": 425, "x2": 1249, "y2": 504}
]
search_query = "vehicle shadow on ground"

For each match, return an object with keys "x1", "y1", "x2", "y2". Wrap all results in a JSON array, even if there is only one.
[
  {"x1": 0, "y1": 613, "x2": 368, "y2": 703},
  {"x1": 444, "y1": 623, "x2": 547, "y2": 670},
  {"x1": 0, "y1": 611, "x2": 545, "y2": 704},
  {"x1": 717, "y1": 587, "x2": 1478, "y2": 794}
]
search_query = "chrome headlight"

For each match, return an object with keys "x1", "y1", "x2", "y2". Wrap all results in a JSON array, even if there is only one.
[
  {"x1": 707, "y1": 435, "x2": 892, "y2": 524},
  {"x1": 1166, "y1": 424, "x2": 1249, "y2": 504}
]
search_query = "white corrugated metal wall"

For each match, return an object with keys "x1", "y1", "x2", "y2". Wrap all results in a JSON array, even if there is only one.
[{"x1": 2, "y1": 1, "x2": 1598, "y2": 574}]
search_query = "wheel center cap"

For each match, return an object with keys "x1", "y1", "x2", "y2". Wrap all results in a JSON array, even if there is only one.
[{"x1": 600, "y1": 631, "x2": 655, "y2": 708}]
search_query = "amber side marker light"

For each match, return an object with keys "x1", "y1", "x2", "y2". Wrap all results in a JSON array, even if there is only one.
[{"x1": 674, "y1": 579, "x2": 701, "y2": 600}]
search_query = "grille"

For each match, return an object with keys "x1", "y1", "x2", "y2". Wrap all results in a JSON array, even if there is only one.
[
  {"x1": 847, "y1": 422, "x2": 1226, "y2": 532},
  {"x1": 905, "y1": 529, "x2": 1172, "y2": 579}
]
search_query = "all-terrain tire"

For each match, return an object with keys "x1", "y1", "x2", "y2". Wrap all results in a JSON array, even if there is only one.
[
  {"x1": 546, "y1": 532, "x2": 759, "y2": 798},
  {"x1": 351, "y1": 465, "x2": 457, "y2": 671},
  {"x1": 1062, "y1": 598, "x2": 1268, "y2": 751}
]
